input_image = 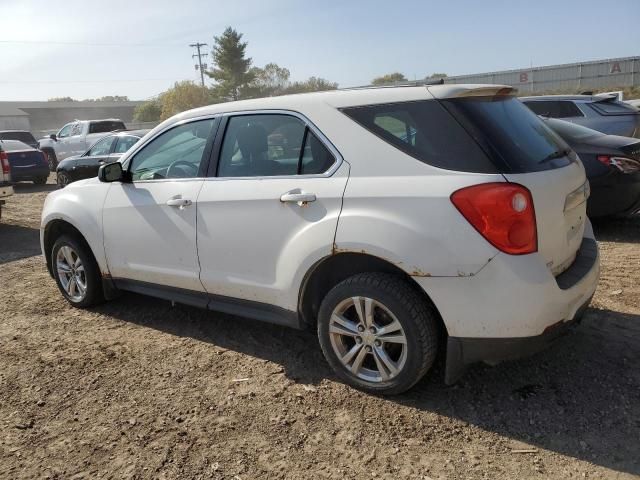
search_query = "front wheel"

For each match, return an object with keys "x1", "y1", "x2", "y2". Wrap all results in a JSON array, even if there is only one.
[
  {"x1": 57, "y1": 172, "x2": 71, "y2": 188},
  {"x1": 44, "y1": 149, "x2": 57, "y2": 171},
  {"x1": 317, "y1": 273, "x2": 439, "y2": 395},
  {"x1": 51, "y1": 235, "x2": 104, "y2": 308}
]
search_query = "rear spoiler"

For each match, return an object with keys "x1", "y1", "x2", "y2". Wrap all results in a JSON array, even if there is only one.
[{"x1": 427, "y1": 84, "x2": 516, "y2": 99}]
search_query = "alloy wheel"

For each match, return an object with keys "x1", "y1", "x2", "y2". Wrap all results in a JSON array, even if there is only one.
[
  {"x1": 329, "y1": 296, "x2": 408, "y2": 383},
  {"x1": 56, "y1": 245, "x2": 87, "y2": 302}
]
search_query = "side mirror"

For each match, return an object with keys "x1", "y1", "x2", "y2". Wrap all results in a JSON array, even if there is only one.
[
  {"x1": 50, "y1": 134, "x2": 57, "y2": 141},
  {"x1": 98, "y1": 162, "x2": 124, "y2": 183}
]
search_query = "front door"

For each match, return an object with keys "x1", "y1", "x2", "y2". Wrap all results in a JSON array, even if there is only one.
[
  {"x1": 196, "y1": 113, "x2": 349, "y2": 311},
  {"x1": 103, "y1": 117, "x2": 218, "y2": 292}
]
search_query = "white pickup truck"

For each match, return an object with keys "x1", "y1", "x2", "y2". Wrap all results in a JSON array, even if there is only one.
[
  {"x1": 0, "y1": 144, "x2": 14, "y2": 220},
  {"x1": 39, "y1": 119, "x2": 126, "y2": 170}
]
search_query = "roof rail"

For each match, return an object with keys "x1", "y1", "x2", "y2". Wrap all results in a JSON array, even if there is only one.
[{"x1": 339, "y1": 77, "x2": 446, "y2": 91}]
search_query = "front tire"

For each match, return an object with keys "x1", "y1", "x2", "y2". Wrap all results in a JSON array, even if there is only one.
[
  {"x1": 51, "y1": 235, "x2": 104, "y2": 308},
  {"x1": 317, "y1": 273, "x2": 439, "y2": 395},
  {"x1": 57, "y1": 172, "x2": 71, "y2": 188}
]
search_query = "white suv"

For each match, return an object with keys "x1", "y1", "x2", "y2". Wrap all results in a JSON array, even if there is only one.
[{"x1": 41, "y1": 85, "x2": 599, "y2": 394}]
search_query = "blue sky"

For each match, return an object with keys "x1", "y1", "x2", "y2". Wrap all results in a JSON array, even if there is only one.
[{"x1": 1, "y1": 0, "x2": 639, "y2": 101}]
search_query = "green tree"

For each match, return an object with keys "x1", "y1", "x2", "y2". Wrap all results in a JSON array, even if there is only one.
[
  {"x1": 159, "y1": 81, "x2": 210, "y2": 120},
  {"x1": 133, "y1": 100, "x2": 162, "y2": 122},
  {"x1": 371, "y1": 72, "x2": 407, "y2": 86},
  {"x1": 246, "y1": 63, "x2": 291, "y2": 97},
  {"x1": 47, "y1": 97, "x2": 76, "y2": 102},
  {"x1": 426, "y1": 73, "x2": 448, "y2": 80},
  {"x1": 207, "y1": 27, "x2": 255, "y2": 101},
  {"x1": 284, "y1": 77, "x2": 338, "y2": 94}
]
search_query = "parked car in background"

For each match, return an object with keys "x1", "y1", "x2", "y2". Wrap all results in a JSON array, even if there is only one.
[
  {"x1": 0, "y1": 144, "x2": 14, "y2": 220},
  {"x1": 542, "y1": 117, "x2": 640, "y2": 218},
  {"x1": 626, "y1": 99, "x2": 640, "y2": 110},
  {"x1": 56, "y1": 130, "x2": 149, "y2": 187},
  {"x1": 39, "y1": 119, "x2": 127, "y2": 171},
  {"x1": 521, "y1": 94, "x2": 640, "y2": 138},
  {"x1": 0, "y1": 130, "x2": 39, "y2": 149},
  {"x1": 0, "y1": 140, "x2": 49, "y2": 185},
  {"x1": 41, "y1": 85, "x2": 599, "y2": 394}
]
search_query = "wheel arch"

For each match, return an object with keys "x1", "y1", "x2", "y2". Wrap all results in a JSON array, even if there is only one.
[
  {"x1": 298, "y1": 252, "x2": 447, "y2": 335},
  {"x1": 43, "y1": 219, "x2": 98, "y2": 278}
]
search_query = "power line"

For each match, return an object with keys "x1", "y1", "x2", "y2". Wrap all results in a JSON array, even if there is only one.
[
  {"x1": 189, "y1": 42, "x2": 208, "y2": 89},
  {"x1": 0, "y1": 39, "x2": 182, "y2": 48}
]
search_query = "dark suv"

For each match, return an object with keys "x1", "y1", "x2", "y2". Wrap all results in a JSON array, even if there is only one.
[{"x1": 520, "y1": 94, "x2": 640, "y2": 138}]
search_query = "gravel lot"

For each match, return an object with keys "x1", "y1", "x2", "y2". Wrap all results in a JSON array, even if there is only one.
[{"x1": 1, "y1": 175, "x2": 639, "y2": 479}]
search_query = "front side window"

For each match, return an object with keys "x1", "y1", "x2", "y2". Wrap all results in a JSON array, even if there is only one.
[
  {"x1": 70, "y1": 123, "x2": 83, "y2": 136},
  {"x1": 57, "y1": 123, "x2": 74, "y2": 139},
  {"x1": 114, "y1": 135, "x2": 140, "y2": 154},
  {"x1": 87, "y1": 136, "x2": 115, "y2": 156},
  {"x1": 218, "y1": 114, "x2": 335, "y2": 177},
  {"x1": 129, "y1": 119, "x2": 215, "y2": 181}
]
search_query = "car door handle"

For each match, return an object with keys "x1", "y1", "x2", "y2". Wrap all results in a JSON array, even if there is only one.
[
  {"x1": 280, "y1": 191, "x2": 317, "y2": 206},
  {"x1": 166, "y1": 197, "x2": 193, "y2": 209}
]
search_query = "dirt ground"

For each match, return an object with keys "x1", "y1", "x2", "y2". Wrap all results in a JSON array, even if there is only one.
[{"x1": 1, "y1": 175, "x2": 638, "y2": 480}]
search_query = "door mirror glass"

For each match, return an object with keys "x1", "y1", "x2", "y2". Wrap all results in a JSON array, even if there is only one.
[{"x1": 98, "y1": 162, "x2": 124, "y2": 182}]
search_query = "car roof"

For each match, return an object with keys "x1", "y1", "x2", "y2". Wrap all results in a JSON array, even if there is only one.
[
  {"x1": 0, "y1": 130, "x2": 32, "y2": 133},
  {"x1": 161, "y1": 84, "x2": 512, "y2": 126},
  {"x1": 111, "y1": 129, "x2": 149, "y2": 137}
]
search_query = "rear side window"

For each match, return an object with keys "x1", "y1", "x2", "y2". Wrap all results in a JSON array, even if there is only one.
[
  {"x1": 114, "y1": 135, "x2": 140, "y2": 154},
  {"x1": 342, "y1": 100, "x2": 497, "y2": 173},
  {"x1": 89, "y1": 121, "x2": 126, "y2": 134},
  {"x1": 523, "y1": 100, "x2": 583, "y2": 118},
  {"x1": 590, "y1": 100, "x2": 637, "y2": 115},
  {"x1": 0, "y1": 131, "x2": 36, "y2": 144},
  {"x1": 443, "y1": 96, "x2": 574, "y2": 173}
]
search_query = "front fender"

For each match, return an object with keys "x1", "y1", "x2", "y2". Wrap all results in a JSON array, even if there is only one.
[
  {"x1": 38, "y1": 138, "x2": 55, "y2": 150},
  {"x1": 40, "y1": 180, "x2": 111, "y2": 275}
]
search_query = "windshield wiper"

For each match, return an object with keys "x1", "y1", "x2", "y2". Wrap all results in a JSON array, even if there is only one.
[{"x1": 539, "y1": 148, "x2": 572, "y2": 164}]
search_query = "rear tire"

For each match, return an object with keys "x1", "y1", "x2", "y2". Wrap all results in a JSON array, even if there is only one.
[
  {"x1": 44, "y1": 149, "x2": 57, "y2": 171},
  {"x1": 33, "y1": 176, "x2": 47, "y2": 185},
  {"x1": 51, "y1": 234, "x2": 104, "y2": 308},
  {"x1": 317, "y1": 272, "x2": 439, "y2": 395}
]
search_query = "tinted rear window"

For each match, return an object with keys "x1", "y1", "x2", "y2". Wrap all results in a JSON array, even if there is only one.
[
  {"x1": 0, "y1": 140, "x2": 33, "y2": 151},
  {"x1": 89, "y1": 121, "x2": 126, "y2": 134},
  {"x1": 0, "y1": 131, "x2": 36, "y2": 144},
  {"x1": 522, "y1": 100, "x2": 584, "y2": 118},
  {"x1": 544, "y1": 118, "x2": 603, "y2": 142},
  {"x1": 342, "y1": 100, "x2": 497, "y2": 173},
  {"x1": 442, "y1": 96, "x2": 575, "y2": 173}
]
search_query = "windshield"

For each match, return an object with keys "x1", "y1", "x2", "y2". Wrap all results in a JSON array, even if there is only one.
[
  {"x1": 441, "y1": 96, "x2": 575, "y2": 173},
  {"x1": 544, "y1": 118, "x2": 603, "y2": 142}
]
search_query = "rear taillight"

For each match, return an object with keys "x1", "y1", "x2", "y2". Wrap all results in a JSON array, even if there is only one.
[
  {"x1": 596, "y1": 155, "x2": 640, "y2": 174},
  {"x1": 451, "y1": 183, "x2": 537, "y2": 255},
  {"x1": 0, "y1": 151, "x2": 9, "y2": 175}
]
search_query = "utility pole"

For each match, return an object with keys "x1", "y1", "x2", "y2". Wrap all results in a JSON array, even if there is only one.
[{"x1": 189, "y1": 42, "x2": 208, "y2": 89}]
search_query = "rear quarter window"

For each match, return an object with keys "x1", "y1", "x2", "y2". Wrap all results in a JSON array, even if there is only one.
[{"x1": 341, "y1": 100, "x2": 498, "y2": 173}]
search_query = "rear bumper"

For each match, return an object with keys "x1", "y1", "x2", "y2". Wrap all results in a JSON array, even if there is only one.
[
  {"x1": 588, "y1": 172, "x2": 640, "y2": 217},
  {"x1": 10, "y1": 165, "x2": 50, "y2": 181},
  {"x1": 414, "y1": 226, "x2": 600, "y2": 383},
  {"x1": 444, "y1": 294, "x2": 592, "y2": 383}
]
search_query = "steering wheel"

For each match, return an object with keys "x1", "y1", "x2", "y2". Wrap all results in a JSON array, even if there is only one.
[{"x1": 166, "y1": 159, "x2": 198, "y2": 178}]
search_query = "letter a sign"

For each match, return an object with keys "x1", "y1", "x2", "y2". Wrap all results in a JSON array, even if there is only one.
[{"x1": 610, "y1": 62, "x2": 622, "y2": 74}]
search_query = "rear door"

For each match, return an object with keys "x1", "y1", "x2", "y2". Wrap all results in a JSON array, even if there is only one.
[
  {"x1": 196, "y1": 112, "x2": 348, "y2": 310},
  {"x1": 441, "y1": 94, "x2": 588, "y2": 275}
]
